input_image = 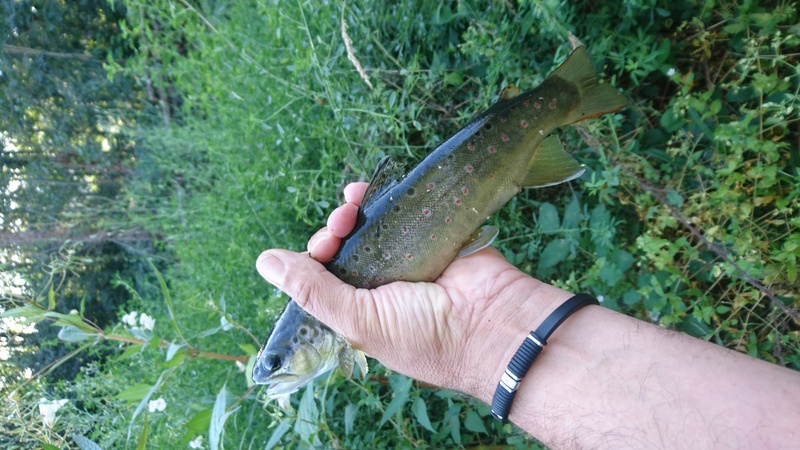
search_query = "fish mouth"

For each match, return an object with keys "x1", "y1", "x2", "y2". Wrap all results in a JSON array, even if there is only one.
[
  {"x1": 263, "y1": 373, "x2": 314, "y2": 398},
  {"x1": 253, "y1": 346, "x2": 339, "y2": 398}
]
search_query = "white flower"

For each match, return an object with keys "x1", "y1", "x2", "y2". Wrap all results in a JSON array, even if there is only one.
[
  {"x1": 122, "y1": 311, "x2": 138, "y2": 327},
  {"x1": 139, "y1": 313, "x2": 155, "y2": 331},
  {"x1": 220, "y1": 315, "x2": 233, "y2": 331},
  {"x1": 666, "y1": 67, "x2": 676, "y2": 77},
  {"x1": 597, "y1": 295, "x2": 605, "y2": 303},
  {"x1": 39, "y1": 398, "x2": 68, "y2": 427},
  {"x1": 22, "y1": 367, "x2": 33, "y2": 379},
  {"x1": 188, "y1": 435, "x2": 204, "y2": 449},
  {"x1": 148, "y1": 397, "x2": 167, "y2": 412}
]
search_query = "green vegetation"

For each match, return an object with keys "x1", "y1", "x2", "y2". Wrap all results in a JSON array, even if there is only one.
[{"x1": 2, "y1": 0, "x2": 798, "y2": 448}]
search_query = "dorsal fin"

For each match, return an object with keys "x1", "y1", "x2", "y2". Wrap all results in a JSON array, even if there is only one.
[
  {"x1": 361, "y1": 156, "x2": 405, "y2": 209},
  {"x1": 498, "y1": 85, "x2": 521, "y2": 101}
]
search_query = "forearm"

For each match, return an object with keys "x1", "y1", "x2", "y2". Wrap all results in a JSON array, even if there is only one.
[{"x1": 471, "y1": 292, "x2": 800, "y2": 448}]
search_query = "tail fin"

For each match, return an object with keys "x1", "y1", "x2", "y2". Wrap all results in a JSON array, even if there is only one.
[{"x1": 549, "y1": 46, "x2": 628, "y2": 124}]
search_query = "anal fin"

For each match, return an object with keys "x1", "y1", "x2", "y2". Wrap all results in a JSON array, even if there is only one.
[
  {"x1": 458, "y1": 225, "x2": 500, "y2": 258},
  {"x1": 522, "y1": 135, "x2": 585, "y2": 188}
]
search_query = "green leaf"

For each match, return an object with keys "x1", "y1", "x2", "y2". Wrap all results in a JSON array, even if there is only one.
[
  {"x1": 448, "y1": 414, "x2": 461, "y2": 444},
  {"x1": 116, "y1": 344, "x2": 144, "y2": 361},
  {"x1": 136, "y1": 413, "x2": 148, "y2": 450},
  {"x1": 185, "y1": 409, "x2": 212, "y2": 434},
  {"x1": 166, "y1": 343, "x2": 183, "y2": 362},
  {"x1": 295, "y1": 384, "x2": 321, "y2": 445},
  {"x1": 57, "y1": 325, "x2": 98, "y2": 342},
  {"x1": 72, "y1": 434, "x2": 103, "y2": 450},
  {"x1": 538, "y1": 203, "x2": 560, "y2": 234},
  {"x1": 43, "y1": 445, "x2": 60, "y2": 450},
  {"x1": 149, "y1": 260, "x2": 185, "y2": 343},
  {"x1": 244, "y1": 355, "x2": 256, "y2": 388},
  {"x1": 344, "y1": 403, "x2": 359, "y2": 435},
  {"x1": 48, "y1": 287, "x2": 56, "y2": 310},
  {"x1": 238, "y1": 343, "x2": 258, "y2": 356},
  {"x1": 209, "y1": 383, "x2": 237, "y2": 450},
  {"x1": 539, "y1": 239, "x2": 570, "y2": 269},
  {"x1": 379, "y1": 376, "x2": 412, "y2": 426},
  {"x1": 264, "y1": 420, "x2": 290, "y2": 450},
  {"x1": 464, "y1": 409, "x2": 488, "y2": 434},
  {"x1": 116, "y1": 384, "x2": 154, "y2": 402},
  {"x1": 562, "y1": 197, "x2": 581, "y2": 231},
  {"x1": 410, "y1": 397, "x2": 435, "y2": 432}
]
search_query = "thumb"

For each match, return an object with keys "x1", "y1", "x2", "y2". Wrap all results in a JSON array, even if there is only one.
[{"x1": 256, "y1": 249, "x2": 360, "y2": 339}]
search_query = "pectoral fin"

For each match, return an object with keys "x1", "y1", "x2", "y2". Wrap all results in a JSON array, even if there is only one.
[
  {"x1": 458, "y1": 225, "x2": 500, "y2": 257},
  {"x1": 522, "y1": 135, "x2": 585, "y2": 188},
  {"x1": 354, "y1": 350, "x2": 368, "y2": 376},
  {"x1": 498, "y1": 85, "x2": 521, "y2": 101},
  {"x1": 338, "y1": 345, "x2": 368, "y2": 377},
  {"x1": 338, "y1": 345, "x2": 355, "y2": 377}
]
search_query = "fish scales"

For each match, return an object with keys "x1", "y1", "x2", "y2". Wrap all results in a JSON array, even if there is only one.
[
  {"x1": 253, "y1": 46, "x2": 628, "y2": 398},
  {"x1": 326, "y1": 77, "x2": 581, "y2": 288}
]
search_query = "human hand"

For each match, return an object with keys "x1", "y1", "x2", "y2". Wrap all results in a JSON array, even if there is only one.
[{"x1": 256, "y1": 182, "x2": 573, "y2": 401}]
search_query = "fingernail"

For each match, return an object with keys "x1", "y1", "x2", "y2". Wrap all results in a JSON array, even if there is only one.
[
  {"x1": 257, "y1": 253, "x2": 285, "y2": 287},
  {"x1": 307, "y1": 229, "x2": 327, "y2": 257}
]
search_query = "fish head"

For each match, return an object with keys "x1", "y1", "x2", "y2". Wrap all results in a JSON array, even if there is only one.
[{"x1": 252, "y1": 300, "x2": 348, "y2": 398}]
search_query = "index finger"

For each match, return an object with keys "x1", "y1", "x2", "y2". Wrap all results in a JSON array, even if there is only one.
[{"x1": 344, "y1": 182, "x2": 369, "y2": 206}]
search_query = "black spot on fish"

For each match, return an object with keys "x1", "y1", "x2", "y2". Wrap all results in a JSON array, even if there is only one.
[
  {"x1": 364, "y1": 246, "x2": 372, "y2": 253},
  {"x1": 299, "y1": 327, "x2": 308, "y2": 337},
  {"x1": 352, "y1": 255, "x2": 359, "y2": 262},
  {"x1": 485, "y1": 123, "x2": 493, "y2": 130},
  {"x1": 407, "y1": 187, "x2": 416, "y2": 197},
  {"x1": 394, "y1": 205, "x2": 401, "y2": 212}
]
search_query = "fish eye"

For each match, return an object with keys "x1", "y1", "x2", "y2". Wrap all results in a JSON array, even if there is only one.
[
  {"x1": 267, "y1": 354, "x2": 282, "y2": 372},
  {"x1": 299, "y1": 327, "x2": 308, "y2": 337}
]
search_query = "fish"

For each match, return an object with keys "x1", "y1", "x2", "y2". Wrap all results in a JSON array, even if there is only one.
[{"x1": 252, "y1": 46, "x2": 627, "y2": 399}]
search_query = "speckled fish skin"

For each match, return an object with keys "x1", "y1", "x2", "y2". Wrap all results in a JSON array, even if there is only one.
[
  {"x1": 254, "y1": 46, "x2": 627, "y2": 394},
  {"x1": 326, "y1": 48, "x2": 625, "y2": 287}
]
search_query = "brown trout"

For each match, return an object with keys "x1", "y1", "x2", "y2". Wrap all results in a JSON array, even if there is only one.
[{"x1": 253, "y1": 46, "x2": 627, "y2": 399}]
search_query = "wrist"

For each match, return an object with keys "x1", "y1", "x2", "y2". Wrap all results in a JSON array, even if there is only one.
[{"x1": 458, "y1": 277, "x2": 574, "y2": 403}]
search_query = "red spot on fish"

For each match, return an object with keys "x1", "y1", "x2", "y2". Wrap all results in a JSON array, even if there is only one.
[
  {"x1": 548, "y1": 101, "x2": 555, "y2": 109},
  {"x1": 363, "y1": 282, "x2": 370, "y2": 288},
  {"x1": 399, "y1": 275, "x2": 405, "y2": 279},
  {"x1": 553, "y1": 98, "x2": 557, "y2": 104},
  {"x1": 465, "y1": 164, "x2": 474, "y2": 173},
  {"x1": 500, "y1": 117, "x2": 506, "y2": 122},
  {"x1": 428, "y1": 183, "x2": 434, "y2": 189},
  {"x1": 521, "y1": 120, "x2": 528, "y2": 127},
  {"x1": 462, "y1": 186, "x2": 469, "y2": 195},
  {"x1": 422, "y1": 208, "x2": 432, "y2": 217},
  {"x1": 534, "y1": 102, "x2": 541, "y2": 109},
  {"x1": 445, "y1": 217, "x2": 452, "y2": 224},
  {"x1": 383, "y1": 251, "x2": 391, "y2": 259},
  {"x1": 430, "y1": 234, "x2": 436, "y2": 240},
  {"x1": 523, "y1": 100, "x2": 529, "y2": 106},
  {"x1": 352, "y1": 271, "x2": 358, "y2": 276},
  {"x1": 489, "y1": 174, "x2": 495, "y2": 179},
  {"x1": 377, "y1": 276, "x2": 384, "y2": 283},
  {"x1": 501, "y1": 135, "x2": 509, "y2": 141},
  {"x1": 369, "y1": 266, "x2": 377, "y2": 273},
  {"x1": 406, "y1": 254, "x2": 413, "y2": 260},
  {"x1": 402, "y1": 226, "x2": 409, "y2": 234},
  {"x1": 488, "y1": 146, "x2": 496, "y2": 154},
  {"x1": 468, "y1": 143, "x2": 475, "y2": 150},
  {"x1": 454, "y1": 198, "x2": 462, "y2": 205}
]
